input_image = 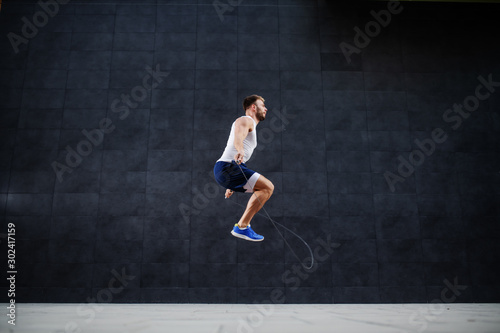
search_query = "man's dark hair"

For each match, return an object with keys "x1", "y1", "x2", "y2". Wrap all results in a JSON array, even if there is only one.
[{"x1": 242, "y1": 95, "x2": 265, "y2": 111}]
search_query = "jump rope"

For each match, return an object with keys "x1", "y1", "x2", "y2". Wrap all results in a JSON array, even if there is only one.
[{"x1": 226, "y1": 161, "x2": 315, "y2": 270}]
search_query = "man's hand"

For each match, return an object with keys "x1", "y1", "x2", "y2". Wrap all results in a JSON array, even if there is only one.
[
  {"x1": 225, "y1": 189, "x2": 234, "y2": 199},
  {"x1": 234, "y1": 151, "x2": 244, "y2": 164}
]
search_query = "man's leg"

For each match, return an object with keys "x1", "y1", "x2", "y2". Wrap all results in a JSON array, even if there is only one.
[{"x1": 237, "y1": 175, "x2": 274, "y2": 228}]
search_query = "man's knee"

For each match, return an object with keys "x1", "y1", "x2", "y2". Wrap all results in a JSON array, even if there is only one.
[
  {"x1": 254, "y1": 176, "x2": 274, "y2": 196},
  {"x1": 265, "y1": 181, "x2": 274, "y2": 196},
  {"x1": 268, "y1": 181, "x2": 274, "y2": 194}
]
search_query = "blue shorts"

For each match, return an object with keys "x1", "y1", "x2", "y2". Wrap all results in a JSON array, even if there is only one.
[{"x1": 213, "y1": 161, "x2": 261, "y2": 193}]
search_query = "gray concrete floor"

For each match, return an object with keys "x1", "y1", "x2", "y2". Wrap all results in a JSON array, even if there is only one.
[{"x1": 1, "y1": 303, "x2": 499, "y2": 333}]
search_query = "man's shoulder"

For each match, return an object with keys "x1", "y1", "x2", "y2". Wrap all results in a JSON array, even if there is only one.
[{"x1": 235, "y1": 116, "x2": 254, "y2": 126}]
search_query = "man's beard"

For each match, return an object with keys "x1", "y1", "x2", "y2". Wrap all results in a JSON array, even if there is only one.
[{"x1": 256, "y1": 107, "x2": 266, "y2": 121}]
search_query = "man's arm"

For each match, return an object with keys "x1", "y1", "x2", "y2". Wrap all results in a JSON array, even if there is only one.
[{"x1": 233, "y1": 117, "x2": 253, "y2": 164}]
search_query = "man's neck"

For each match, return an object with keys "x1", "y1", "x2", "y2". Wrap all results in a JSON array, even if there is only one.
[{"x1": 245, "y1": 111, "x2": 259, "y2": 125}]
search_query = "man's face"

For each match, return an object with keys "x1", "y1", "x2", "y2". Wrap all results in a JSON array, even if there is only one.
[{"x1": 254, "y1": 100, "x2": 267, "y2": 121}]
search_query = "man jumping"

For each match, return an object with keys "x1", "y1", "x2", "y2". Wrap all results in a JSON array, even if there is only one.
[{"x1": 213, "y1": 95, "x2": 274, "y2": 242}]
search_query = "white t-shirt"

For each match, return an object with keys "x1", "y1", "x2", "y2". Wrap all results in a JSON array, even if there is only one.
[{"x1": 217, "y1": 116, "x2": 257, "y2": 164}]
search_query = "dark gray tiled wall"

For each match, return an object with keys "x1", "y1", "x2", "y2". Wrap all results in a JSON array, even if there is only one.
[{"x1": 1, "y1": 0, "x2": 499, "y2": 304}]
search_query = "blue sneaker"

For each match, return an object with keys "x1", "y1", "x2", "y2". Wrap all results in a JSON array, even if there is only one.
[{"x1": 231, "y1": 224, "x2": 264, "y2": 242}]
